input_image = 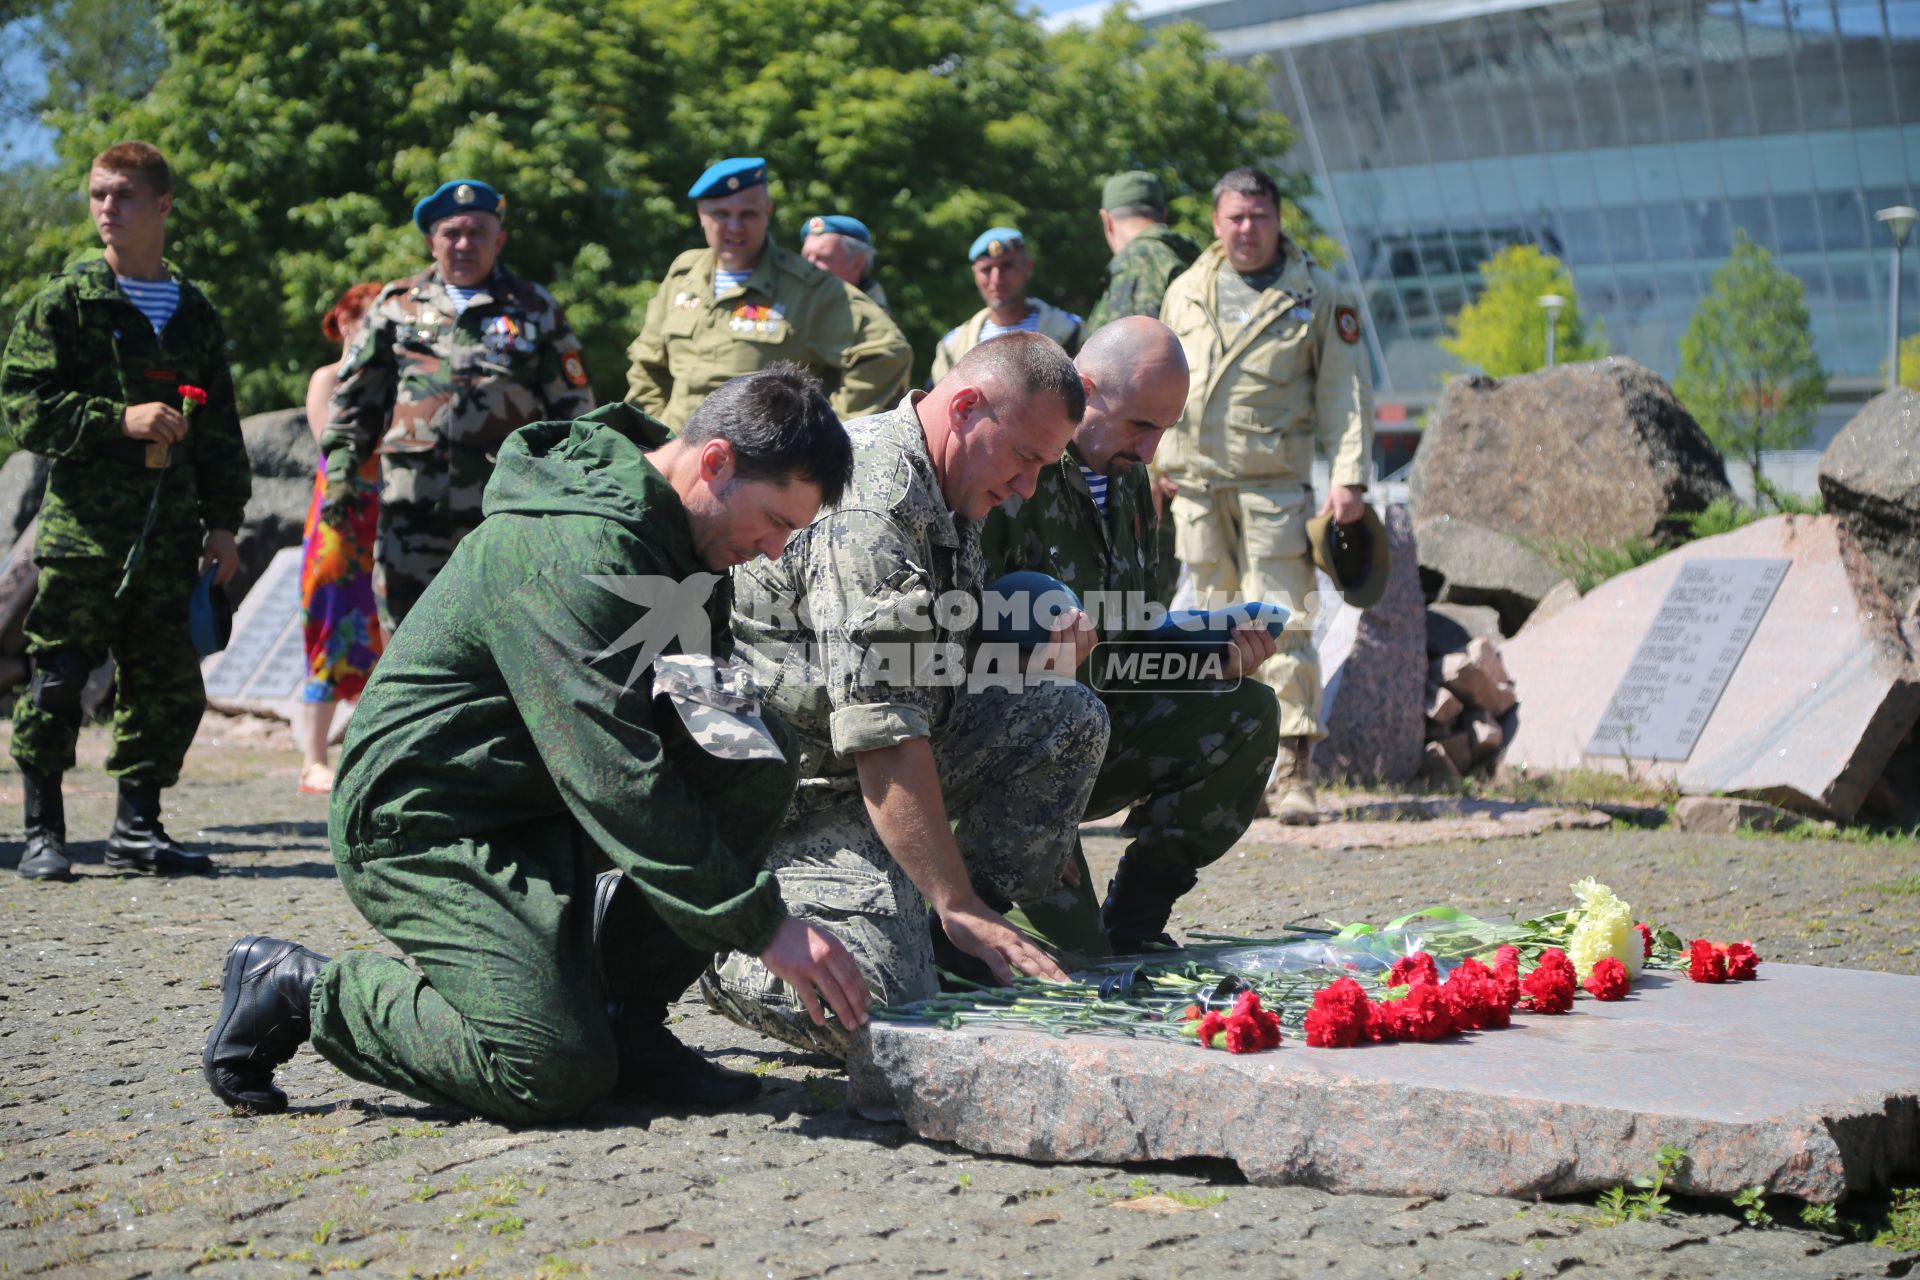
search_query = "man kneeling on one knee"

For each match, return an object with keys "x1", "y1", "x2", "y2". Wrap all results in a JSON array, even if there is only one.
[
  {"x1": 980, "y1": 317, "x2": 1281, "y2": 957},
  {"x1": 705, "y1": 332, "x2": 1110, "y2": 1058},
  {"x1": 204, "y1": 365, "x2": 870, "y2": 1124}
]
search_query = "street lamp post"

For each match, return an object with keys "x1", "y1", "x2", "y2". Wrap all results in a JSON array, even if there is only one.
[
  {"x1": 1537, "y1": 294, "x2": 1566, "y2": 368},
  {"x1": 1877, "y1": 205, "x2": 1917, "y2": 393}
]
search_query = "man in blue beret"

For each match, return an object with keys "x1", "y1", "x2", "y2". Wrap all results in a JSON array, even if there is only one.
[
  {"x1": 626, "y1": 159, "x2": 910, "y2": 429},
  {"x1": 800, "y1": 214, "x2": 889, "y2": 313},
  {"x1": 320, "y1": 178, "x2": 595, "y2": 633},
  {"x1": 929, "y1": 226, "x2": 1083, "y2": 382}
]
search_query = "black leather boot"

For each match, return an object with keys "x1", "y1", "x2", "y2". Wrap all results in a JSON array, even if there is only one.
[
  {"x1": 105, "y1": 781, "x2": 213, "y2": 875},
  {"x1": 592, "y1": 870, "x2": 762, "y2": 1108},
  {"x1": 1100, "y1": 858, "x2": 1199, "y2": 955},
  {"x1": 18, "y1": 767, "x2": 72, "y2": 881},
  {"x1": 203, "y1": 935, "x2": 331, "y2": 1114}
]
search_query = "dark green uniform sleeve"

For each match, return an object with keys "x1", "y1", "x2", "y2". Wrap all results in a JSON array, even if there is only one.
[
  {"x1": 189, "y1": 305, "x2": 250, "y2": 533},
  {"x1": 0, "y1": 282, "x2": 127, "y2": 459},
  {"x1": 485, "y1": 564, "x2": 787, "y2": 957},
  {"x1": 318, "y1": 312, "x2": 396, "y2": 499}
]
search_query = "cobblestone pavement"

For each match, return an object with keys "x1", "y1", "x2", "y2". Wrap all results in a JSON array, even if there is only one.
[{"x1": 3, "y1": 722, "x2": 1917, "y2": 1279}]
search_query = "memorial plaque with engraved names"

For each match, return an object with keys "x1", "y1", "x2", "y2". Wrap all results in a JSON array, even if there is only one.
[
  {"x1": 201, "y1": 547, "x2": 306, "y2": 701},
  {"x1": 1584, "y1": 558, "x2": 1790, "y2": 761}
]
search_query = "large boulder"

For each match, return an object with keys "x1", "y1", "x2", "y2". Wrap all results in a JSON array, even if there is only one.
[
  {"x1": 1818, "y1": 387, "x2": 1920, "y2": 615},
  {"x1": 0, "y1": 451, "x2": 49, "y2": 566},
  {"x1": 1414, "y1": 515, "x2": 1571, "y2": 635},
  {"x1": 1317, "y1": 504, "x2": 1426, "y2": 784},
  {"x1": 1409, "y1": 357, "x2": 1733, "y2": 544},
  {"x1": 231, "y1": 408, "x2": 318, "y2": 605}
]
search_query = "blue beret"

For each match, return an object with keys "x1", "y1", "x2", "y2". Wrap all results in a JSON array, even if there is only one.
[
  {"x1": 412, "y1": 179, "x2": 506, "y2": 234},
  {"x1": 968, "y1": 226, "x2": 1025, "y2": 263},
  {"x1": 688, "y1": 157, "x2": 768, "y2": 200},
  {"x1": 803, "y1": 214, "x2": 871, "y2": 244}
]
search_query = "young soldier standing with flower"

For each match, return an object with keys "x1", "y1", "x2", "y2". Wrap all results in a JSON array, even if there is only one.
[{"x1": 2, "y1": 141, "x2": 248, "y2": 881}]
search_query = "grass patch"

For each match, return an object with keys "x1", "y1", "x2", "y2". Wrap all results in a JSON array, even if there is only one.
[
  {"x1": 1874, "y1": 1188, "x2": 1920, "y2": 1252},
  {"x1": 1868, "y1": 874, "x2": 1920, "y2": 896},
  {"x1": 1465, "y1": 766, "x2": 1676, "y2": 810}
]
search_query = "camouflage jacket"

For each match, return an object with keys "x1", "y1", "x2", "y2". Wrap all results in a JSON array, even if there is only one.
[
  {"x1": 0, "y1": 257, "x2": 249, "y2": 560},
  {"x1": 1085, "y1": 224, "x2": 1202, "y2": 334},
  {"x1": 321, "y1": 265, "x2": 594, "y2": 528},
  {"x1": 624, "y1": 243, "x2": 912, "y2": 430},
  {"x1": 331, "y1": 402, "x2": 790, "y2": 957},
  {"x1": 731, "y1": 393, "x2": 986, "y2": 807},
  {"x1": 978, "y1": 444, "x2": 1171, "y2": 643}
]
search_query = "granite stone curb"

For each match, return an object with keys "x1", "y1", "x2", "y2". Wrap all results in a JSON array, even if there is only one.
[{"x1": 850, "y1": 964, "x2": 1920, "y2": 1204}]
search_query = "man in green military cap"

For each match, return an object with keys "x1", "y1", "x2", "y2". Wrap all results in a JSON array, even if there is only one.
[
  {"x1": 980, "y1": 317, "x2": 1280, "y2": 955},
  {"x1": 930, "y1": 227, "x2": 1084, "y2": 382},
  {"x1": 320, "y1": 177, "x2": 596, "y2": 634},
  {"x1": 1085, "y1": 171, "x2": 1202, "y2": 335},
  {"x1": 2, "y1": 140, "x2": 248, "y2": 882},
  {"x1": 203, "y1": 365, "x2": 872, "y2": 1123},
  {"x1": 626, "y1": 159, "x2": 911, "y2": 429}
]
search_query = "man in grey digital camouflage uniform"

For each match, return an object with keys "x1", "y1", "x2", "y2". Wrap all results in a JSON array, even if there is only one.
[
  {"x1": 321, "y1": 179, "x2": 595, "y2": 634},
  {"x1": 980, "y1": 318, "x2": 1279, "y2": 956},
  {"x1": 704, "y1": 332, "x2": 1108, "y2": 1058}
]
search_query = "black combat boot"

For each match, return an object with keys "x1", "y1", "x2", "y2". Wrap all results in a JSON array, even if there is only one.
[
  {"x1": 105, "y1": 781, "x2": 214, "y2": 875},
  {"x1": 592, "y1": 870, "x2": 762, "y2": 1108},
  {"x1": 203, "y1": 935, "x2": 331, "y2": 1114},
  {"x1": 1100, "y1": 858, "x2": 1200, "y2": 955},
  {"x1": 18, "y1": 767, "x2": 72, "y2": 881}
]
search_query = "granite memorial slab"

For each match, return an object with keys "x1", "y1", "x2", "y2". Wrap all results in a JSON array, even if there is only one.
[
  {"x1": 1498, "y1": 516, "x2": 1920, "y2": 819},
  {"x1": 849, "y1": 963, "x2": 1920, "y2": 1203}
]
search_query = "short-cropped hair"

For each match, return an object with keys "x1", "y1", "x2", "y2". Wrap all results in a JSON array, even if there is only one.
[
  {"x1": 91, "y1": 141, "x2": 172, "y2": 195},
  {"x1": 681, "y1": 362, "x2": 854, "y2": 507},
  {"x1": 1212, "y1": 166, "x2": 1281, "y2": 210},
  {"x1": 947, "y1": 331, "x2": 1087, "y2": 425}
]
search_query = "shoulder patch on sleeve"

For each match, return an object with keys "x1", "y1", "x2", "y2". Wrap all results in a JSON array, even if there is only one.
[
  {"x1": 1334, "y1": 305, "x2": 1361, "y2": 345},
  {"x1": 561, "y1": 350, "x2": 590, "y2": 387}
]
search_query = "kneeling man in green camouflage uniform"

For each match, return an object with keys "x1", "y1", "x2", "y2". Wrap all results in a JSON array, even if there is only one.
[
  {"x1": 705, "y1": 333, "x2": 1110, "y2": 1058},
  {"x1": 980, "y1": 318, "x2": 1280, "y2": 955},
  {"x1": 203, "y1": 367, "x2": 869, "y2": 1123},
  {"x1": 3, "y1": 141, "x2": 249, "y2": 881}
]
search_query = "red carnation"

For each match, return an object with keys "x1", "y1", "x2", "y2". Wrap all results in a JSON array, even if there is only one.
[
  {"x1": 1521, "y1": 957, "x2": 1576, "y2": 1014},
  {"x1": 178, "y1": 383, "x2": 208, "y2": 411},
  {"x1": 1179, "y1": 1004, "x2": 1202, "y2": 1022},
  {"x1": 1724, "y1": 942, "x2": 1760, "y2": 981},
  {"x1": 1583, "y1": 957, "x2": 1630, "y2": 1001},
  {"x1": 1194, "y1": 1010, "x2": 1228, "y2": 1048},
  {"x1": 1381, "y1": 982, "x2": 1455, "y2": 1041},
  {"x1": 1442, "y1": 958, "x2": 1511, "y2": 1030},
  {"x1": 1229, "y1": 991, "x2": 1283, "y2": 1049},
  {"x1": 1633, "y1": 923, "x2": 1653, "y2": 961},
  {"x1": 1688, "y1": 939, "x2": 1727, "y2": 984},
  {"x1": 1224, "y1": 1014, "x2": 1265, "y2": 1053},
  {"x1": 1305, "y1": 977, "x2": 1371, "y2": 1048},
  {"x1": 1535, "y1": 947, "x2": 1575, "y2": 976},
  {"x1": 1493, "y1": 958, "x2": 1522, "y2": 1009},
  {"x1": 1492, "y1": 945, "x2": 1520, "y2": 968},
  {"x1": 1388, "y1": 951, "x2": 1439, "y2": 989}
]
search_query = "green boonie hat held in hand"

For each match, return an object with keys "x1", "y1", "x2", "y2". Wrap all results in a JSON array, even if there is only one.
[
  {"x1": 1101, "y1": 170, "x2": 1165, "y2": 212},
  {"x1": 1306, "y1": 505, "x2": 1391, "y2": 611}
]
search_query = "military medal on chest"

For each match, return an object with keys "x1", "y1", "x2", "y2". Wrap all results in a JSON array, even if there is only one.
[
  {"x1": 480, "y1": 313, "x2": 535, "y2": 356},
  {"x1": 728, "y1": 303, "x2": 786, "y2": 335}
]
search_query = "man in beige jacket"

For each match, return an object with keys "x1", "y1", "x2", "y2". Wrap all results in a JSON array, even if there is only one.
[{"x1": 1157, "y1": 167, "x2": 1373, "y2": 824}]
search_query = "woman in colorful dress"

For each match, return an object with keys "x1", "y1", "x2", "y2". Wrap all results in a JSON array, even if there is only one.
[{"x1": 295, "y1": 283, "x2": 384, "y2": 794}]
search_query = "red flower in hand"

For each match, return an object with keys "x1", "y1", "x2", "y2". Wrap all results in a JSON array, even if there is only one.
[
  {"x1": 1583, "y1": 957, "x2": 1630, "y2": 1001},
  {"x1": 1724, "y1": 942, "x2": 1760, "y2": 981},
  {"x1": 178, "y1": 383, "x2": 208, "y2": 411},
  {"x1": 1688, "y1": 939, "x2": 1727, "y2": 983},
  {"x1": 1305, "y1": 977, "x2": 1371, "y2": 1048},
  {"x1": 1388, "y1": 951, "x2": 1439, "y2": 989},
  {"x1": 1633, "y1": 923, "x2": 1653, "y2": 961}
]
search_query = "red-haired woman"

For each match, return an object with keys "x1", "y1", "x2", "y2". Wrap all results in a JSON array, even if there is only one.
[{"x1": 295, "y1": 283, "x2": 385, "y2": 794}]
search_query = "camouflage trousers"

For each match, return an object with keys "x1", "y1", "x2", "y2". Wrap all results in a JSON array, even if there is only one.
[
  {"x1": 1009, "y1": 676, "x2": 1281, "y2": 957},
  {"x1": 373, "y1": 500, "x2": 473, "y2": 636},
  {"x1": 703, "y1": 678, "x2": 1109, "y2": 1059},
  {"x1": 1170, "y1": 483, "x2": 1324, "y2": 740},
  {"x1": 310, "y1": 732, "x2": 797, "y2": 1126},
  {"x1": 10, "y1": 552, "x2": 204, "y2": 787}
]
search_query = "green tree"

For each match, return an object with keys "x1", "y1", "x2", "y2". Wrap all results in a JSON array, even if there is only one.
[
  {"x1": 1898, "y1": 332, "x2": 1920, "y2": 391},
  {"x1": 1675, "y1": 231, "x2": 1827, "y2": 508},
  {"x1": 1440, "y1": 243, "x2": 1605, "y2": 377},
  {"x1": 11, "y1": 0, "x2": 1296, "y2": 410}
]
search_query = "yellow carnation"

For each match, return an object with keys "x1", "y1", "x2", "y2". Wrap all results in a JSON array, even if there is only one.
[{"x1": 1566, "y1": 878, "x2": 1642, "y2": 980}]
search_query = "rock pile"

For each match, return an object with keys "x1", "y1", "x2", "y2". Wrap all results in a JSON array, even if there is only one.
[{"x1": 1422, "y1": 630, "x2": 1516, "y2": 783}]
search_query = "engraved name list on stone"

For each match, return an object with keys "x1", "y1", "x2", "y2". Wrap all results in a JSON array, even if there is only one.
[{"x1": 1584, "y1": 558, "x2": 1790, "y2": 762}]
